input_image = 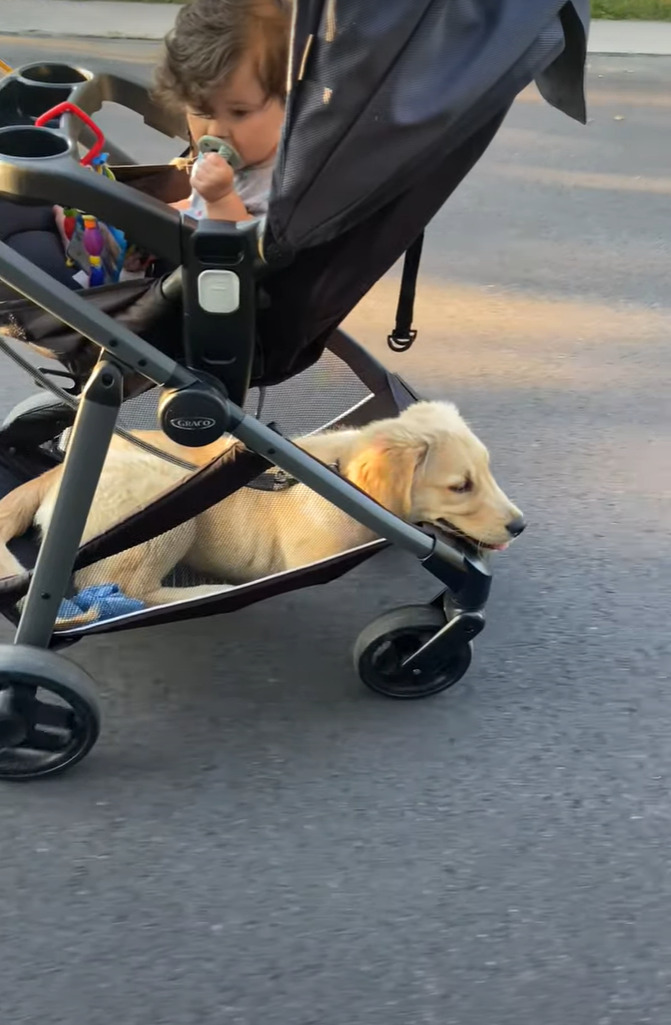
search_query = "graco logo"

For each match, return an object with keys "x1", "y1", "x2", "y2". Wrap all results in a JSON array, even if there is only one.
[{"x1": 170, "y1": 417, "x2": 217, "y2": 430}]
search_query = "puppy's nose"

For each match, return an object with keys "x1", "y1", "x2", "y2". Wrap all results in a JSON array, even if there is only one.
[{"x1": 506, "y1": 515, "x2": 527, "y2": 538}]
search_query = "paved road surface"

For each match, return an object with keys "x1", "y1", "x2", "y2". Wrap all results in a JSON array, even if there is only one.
[{"x1": 1, "y1": 38, "x2": 670, "y2": 1025}]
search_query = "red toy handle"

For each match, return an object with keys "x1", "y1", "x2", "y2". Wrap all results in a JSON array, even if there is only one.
[{"x1": 35, "y1": 101, "x2": 105, "y2": 166}]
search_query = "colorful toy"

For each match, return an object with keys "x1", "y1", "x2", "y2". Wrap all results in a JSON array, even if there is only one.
[
  {"x1": 82, "y1": 216, "x2": 105, "y2": 286},
  {"x1": 35, "y1": 103, "x2": 129, "y2": 286},
  {"x1": 60, "y1": 207, "x2": 78, "y2": 266}
]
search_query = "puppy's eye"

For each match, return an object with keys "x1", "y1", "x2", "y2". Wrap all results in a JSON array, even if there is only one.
[{"x1": 449, "y1": 479, "x2": 472, "y2": 494}]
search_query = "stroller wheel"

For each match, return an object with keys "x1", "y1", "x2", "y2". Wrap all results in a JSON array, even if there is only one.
[
  {"x1": 354, "y1": 604, "x2": 472, "y2": 699},
  {"x1": 0, "y1": 645, "x2": 101, "y2": 781}
]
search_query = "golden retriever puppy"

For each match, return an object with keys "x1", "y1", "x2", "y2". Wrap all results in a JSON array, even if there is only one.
[{"x1": 0, "y1": 401, "x2": 524, "y2": 616}]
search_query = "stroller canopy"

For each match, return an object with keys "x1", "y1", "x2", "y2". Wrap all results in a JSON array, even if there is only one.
[{"x1": 266, "y1": 0, "x2": 589, "y2": 255}]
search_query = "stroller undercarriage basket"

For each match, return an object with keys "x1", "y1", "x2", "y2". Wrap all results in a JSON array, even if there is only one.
[{"x1": 0, "y1": 0, "x2": 588, "y2": 779}]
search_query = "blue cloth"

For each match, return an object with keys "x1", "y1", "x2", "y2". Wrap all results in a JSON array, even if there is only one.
[{"x1": 58, "y1": 584, "x2": 144, "y2": 623}]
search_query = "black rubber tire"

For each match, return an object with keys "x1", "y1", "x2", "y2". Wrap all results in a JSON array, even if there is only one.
[
  {"x1": 354, "y1": 604, "x2": 472, "y2": 699},
  {"x1": 0, "y1": 644, "x2": 101, "y2": 781}
]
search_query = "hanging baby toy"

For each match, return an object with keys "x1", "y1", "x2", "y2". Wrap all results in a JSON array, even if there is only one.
[
  {"x1": 60, "y1": 206, "x2": 78, "y2": 267},
  {"x1": 82, "y1": 213, "x2": 106, "y2": 287},
  {"x1": 35, "y1": 101, "x2": 129, "y2": 287}
]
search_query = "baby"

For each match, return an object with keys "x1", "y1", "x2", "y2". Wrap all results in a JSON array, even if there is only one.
[
  {"x1": 54, "y1": 0, "x2": 289, "y2": 283},
  {"x1": 155, "y1": 0, "x2": 290, "y2": 223}
]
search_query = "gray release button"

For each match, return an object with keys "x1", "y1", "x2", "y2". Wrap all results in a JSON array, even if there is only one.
[{"x1": 197, "y1": 269, "x2": 240, "y2": 314}]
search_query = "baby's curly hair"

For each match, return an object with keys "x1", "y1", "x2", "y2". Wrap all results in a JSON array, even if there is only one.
[{"x1": 155, "y1": 0, "x2": 291, "y2": 114}]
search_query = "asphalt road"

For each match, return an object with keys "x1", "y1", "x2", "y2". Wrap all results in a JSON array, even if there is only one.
[{"x1": 1, "y1": 36, "x2": 671, "y2": 1025}]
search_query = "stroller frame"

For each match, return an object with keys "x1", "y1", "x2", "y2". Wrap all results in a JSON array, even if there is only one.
[{"x1": 0, "y1": 59, "x2": 490, "y2": 780}]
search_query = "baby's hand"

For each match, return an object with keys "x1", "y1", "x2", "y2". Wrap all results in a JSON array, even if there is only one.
[{"x1": 191, "y1": 152, "x2": 235, "y2": 204}]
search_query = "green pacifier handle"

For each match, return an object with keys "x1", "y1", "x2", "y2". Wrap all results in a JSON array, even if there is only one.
[{"x1": 197, "y1": 135, "x2": 243, "y2": 170}]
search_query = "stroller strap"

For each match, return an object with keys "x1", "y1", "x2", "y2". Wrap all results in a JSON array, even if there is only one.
[{"x1": 388, "y1": 232, "x2": 424, "y2": 353}]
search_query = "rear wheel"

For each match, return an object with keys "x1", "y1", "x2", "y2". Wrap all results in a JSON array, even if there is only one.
[{"x1": 0, "y1": 645, "x2": 101, "y2": 780}]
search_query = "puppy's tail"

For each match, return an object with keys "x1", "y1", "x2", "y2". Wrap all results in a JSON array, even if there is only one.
[{"x1": 0, "y1": 467, "x2": 60, "y2": 579}]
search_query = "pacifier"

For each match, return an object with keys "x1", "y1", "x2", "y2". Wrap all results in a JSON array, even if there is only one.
[{"x1": 197, "y1": 135, "x2": 244, "y2": 170}]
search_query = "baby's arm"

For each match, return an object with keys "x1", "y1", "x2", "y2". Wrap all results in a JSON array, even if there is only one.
[{"x1": 189, "y1": 152, "x2": 254, "y2": 222}]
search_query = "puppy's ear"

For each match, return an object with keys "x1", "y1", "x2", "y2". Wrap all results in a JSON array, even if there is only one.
[{"x1": 347, "y1": 440, "x2": 428, "y2": 518}]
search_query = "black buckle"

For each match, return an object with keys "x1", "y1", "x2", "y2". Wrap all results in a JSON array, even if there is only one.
[{"x1": 387, "y1": 328, "x2": 417, "y2": 353}]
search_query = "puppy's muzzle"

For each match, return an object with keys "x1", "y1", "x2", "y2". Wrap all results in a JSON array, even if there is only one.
[{"x1": 506, "y1": 515, "x2": 527, "y2": 539}]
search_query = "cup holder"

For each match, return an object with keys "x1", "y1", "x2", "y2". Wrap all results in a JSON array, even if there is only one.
[
  {"x1": 20, "y1": 64, "x2": 88, "y2": 87},
  {"x1": 16, "y1": 63, "x2": 90, "y2": 119},
  {"x1": 0, "y1": 126, "x2": 69, "y2": 159}
]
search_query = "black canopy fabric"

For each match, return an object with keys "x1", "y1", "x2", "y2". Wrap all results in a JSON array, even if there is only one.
[{"x1": 266, "y1": 0, "x2": 589, "y2": 256}]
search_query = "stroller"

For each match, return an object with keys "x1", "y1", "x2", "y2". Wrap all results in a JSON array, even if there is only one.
[{"x1": 0, "y1": 0, "x2": 589, "y2": 779}]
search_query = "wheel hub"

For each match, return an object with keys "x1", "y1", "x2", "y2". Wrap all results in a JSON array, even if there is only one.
[
  {"x1": 0, "y1": 702, "x2": 27, "y2": 747},
  {"x1": 371, "y1": 630, "x2": 435, "y2": 679},
  {"x1": 354, "y1": 603, "x2": 475, "y2": 700}
]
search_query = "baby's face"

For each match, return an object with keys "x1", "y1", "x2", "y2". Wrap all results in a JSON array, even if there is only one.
[{"x1": 186, "y1": 54, "x2": 284, "y2": 169}]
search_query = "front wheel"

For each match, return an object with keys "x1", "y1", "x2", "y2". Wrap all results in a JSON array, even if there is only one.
[{"x1": 353, "y1": 604, "x2": 473, "y2": 699}]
